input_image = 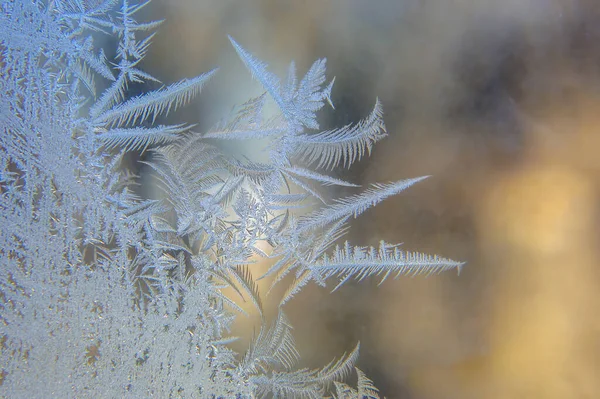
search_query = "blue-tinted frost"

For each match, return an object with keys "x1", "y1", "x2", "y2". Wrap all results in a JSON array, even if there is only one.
[{"x1": 0, "y1": 1, "x2": 462, "y2": 398}]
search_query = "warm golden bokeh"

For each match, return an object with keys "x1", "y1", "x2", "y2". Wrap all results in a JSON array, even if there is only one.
[{"x1": 410, "y1": 128, "x2": 600, "y2": 398}]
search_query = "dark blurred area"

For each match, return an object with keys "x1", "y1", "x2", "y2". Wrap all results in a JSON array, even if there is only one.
[{"x1": 143, "y1": 1, "x2": 600, "y2": 397}]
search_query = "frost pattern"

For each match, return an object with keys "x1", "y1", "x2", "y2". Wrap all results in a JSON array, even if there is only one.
[{"x1": 0, "y1": 1, "x2": 462, "y2": 397}]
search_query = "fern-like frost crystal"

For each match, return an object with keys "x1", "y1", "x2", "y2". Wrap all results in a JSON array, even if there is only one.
[
  {"x1": 312, "y1": 241, "x2": 464, "y2": 291},
  {"x1": 0, "y1": 1, "x2": 462, "y2": 398}
]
